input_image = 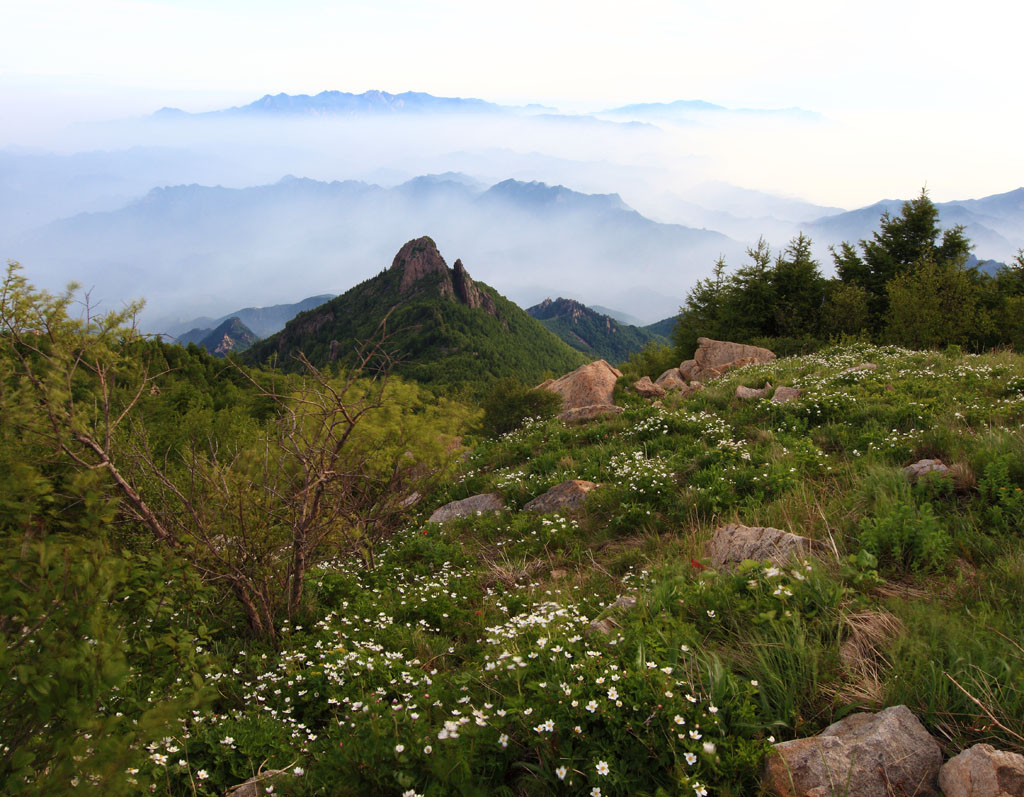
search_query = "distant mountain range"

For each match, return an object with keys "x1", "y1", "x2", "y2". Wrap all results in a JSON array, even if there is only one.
[
  {"x1": 177, "y1": 317, "x2": 258, "y2": 356},
  {"x1": 599, "y1": 99, "x2": 823, "y2": 123},
  {"x1": 9, "y1": 174, "x2": 741, "y2": 324},
  {"x1": 802, "y1": 188, "x2": 1024, "y2": 262},
  {"x1": 164, "y1": 294, "x2": 335, "y2": 339},
  {"x1": 245, "y1": 237, "x2": 586, "y2": 388},
  {"x1": 154, "y1": 90, "x2": 520, "y2": 119},
  {"x1": 526, "y1": 297, "x2": 667, "y2": 363}
]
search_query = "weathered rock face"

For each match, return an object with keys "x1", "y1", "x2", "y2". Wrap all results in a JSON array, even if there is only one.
[
  {"x1": 393, "y1": 237, "x2": 454, "y2": 296},
  {"x1": 938, "y1": 743, "x2": 1024, "y2": 797},
  {"x1": 680, "y1": 338, "x2": 776, "y2": 382},
  {"x1": 634, "y1": 376, "x2": 666, "y2": 398},
  {"x1": 904, "y1": 459, "x2": 951, "y2": 482},
  {"x1": 539, "y1": 360, "x2": 622, "y2": 419},
  {"x1": 428, "y1": 493, "x2": 506, "y2": 524},
  {"x1": 772, "y1": 386, "x2": 803, "y2": 404},
  {"x1": 764, "y1": 705, "x2": 943, "y2": 797},
  {"x1": 736, "y1": 382, "x2": 773, "y2": 400},
  {"x1": 707, "y1": 524, "x2": 824, "y2": 569},
  {"x1": 523, "y1": 480, "x2": 599, "y2": 513},
  {"x1": 452, "y1": 259, "x2": 498, "y2": 317}
]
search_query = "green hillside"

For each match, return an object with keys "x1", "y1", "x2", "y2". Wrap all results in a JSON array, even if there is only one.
[
  {"x1": 526, "y1": 296, "x2": 666, "y2": 364},
  {"x1": 244, "y1": 237, "x2": 588, "y2": 387}
]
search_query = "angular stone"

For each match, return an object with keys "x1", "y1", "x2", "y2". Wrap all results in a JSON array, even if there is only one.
[
  {"x1": 764, "y1": 705, "x2": 942, "y2": 797},
  {"x1": 707, "y1": 523, "x2": 825, "y2": 569},
  {"x1": 428, "y1": 493, "x2": 506, "y2": 524},
  {"x1": 938, "y1": 743, "x2": 1024, "y2": 797},
  {"x1": 904, "y1": 459, "x2": 951, "y2": 482},
  {"x1": 523, "y1": 480, "x2": 599, "y2": 513},
  {"x1": 559, "y1": 404, "x2": 624, "y2": 422},
  {"x1": 537, "y1": 360, "x2": 622, "y2": 415},
  {"x1": 736, "y1": 382, "x2": 773, "y2": 399},
  {"x1": 655, "y1": 368, "x2": 687, "y2": 390},
  {"x1": 634, "y1": 375, "x2": 667, "y2": 398},
  {"x1": 772, "y1": 386, "x2": 803, "y2": 404}
]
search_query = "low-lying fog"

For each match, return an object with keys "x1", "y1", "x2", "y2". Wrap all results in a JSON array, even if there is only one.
[{"x1": 2, "y1": 98, "x2": 1021, "y2": 329}]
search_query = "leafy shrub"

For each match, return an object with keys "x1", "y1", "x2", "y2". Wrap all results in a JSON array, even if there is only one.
[
  {"x1": 479, "y1": 378, "x2": 562, "y2": 437},
  {"x1": 858, "y1": 498, "x2": 951, "y2": 572}
]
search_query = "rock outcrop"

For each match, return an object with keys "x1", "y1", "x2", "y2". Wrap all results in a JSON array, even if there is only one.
[
  {"x1": 452, "y1": 259, "x2": 497, "y2": 316},
  {"x1": 707, "y1": 524, "x2": 825, "y2": 569},
  {"x1": 523, "y1": 480, "x2": 600, "y2": 513},
  {"x1": 633, "y1": 376, "x2": 666, "y2": 398},
  {"x1": 393, "y1": 237, "x2": 454, "y2": 296},
  {"x1": 938, "y1": 743, "x2": 1024, "y2": 797},
  {"x1": 764, "y1": 705, "x2": 943, "y2": 797},
  {"x1": 428, "y1": 493, "x2": 506, "y2": 524},
  {"x1": 538, "y1": 360, "x2": 622, "y2": 420},
  {"x1": 678, "y1": 337, "x2": 776, "y2": 382}
]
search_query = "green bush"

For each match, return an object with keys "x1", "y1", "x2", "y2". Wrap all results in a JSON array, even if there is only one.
[
  {"x1": 858, "y1": 498, "x2": 951, "y2": 572},
  {"x1": 479, "y1": 378, "x2": 562, "y2": 437}
]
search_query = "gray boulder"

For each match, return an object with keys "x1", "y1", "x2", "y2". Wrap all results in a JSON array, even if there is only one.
[
  {"x1": 764, "y1": 705, "x2": 942, "y2": 796},
  {"x1": 429, "y1": 493, "x2": 506, "y2": 524},
  {"x1": 938, "y1": 743, "x2": 1024, "y2": 797},
  {"x1": 707, "y1": 523, "x2": 824, "y2": 569}
]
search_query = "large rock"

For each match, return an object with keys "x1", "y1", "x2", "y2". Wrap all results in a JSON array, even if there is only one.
[
  {"x1": 707, "y1": 524, "x2": 824, "y2": 569},
  {"x1": 939, "y1": 743, "x2": 1024, "y2": 797},
  {"x1": 523, "y1": 480, "x2": 599, "y2": 513},
  {"x1": 680, "y1": 337, "x2": 775, "y2": 382},
  {"x1": 634, "y1": 376, "x2": 666, "y2": 398},
  {"x1": 655, "y1": 368, "x2": 688, "y2": 390},
  {"x1": 764, "y1": 705, "x2": 943, "y2": 797},
  {"x1": 428, "y1": 493, "x2": 506, "y2": 524},
  {"x1": 538, "y1": 360, "x2": 622, "y2": 419}
]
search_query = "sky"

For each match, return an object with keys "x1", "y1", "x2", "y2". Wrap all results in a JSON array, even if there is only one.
[{"x1": 1, "y1": 0, "x2": 1022, "y2": 205}]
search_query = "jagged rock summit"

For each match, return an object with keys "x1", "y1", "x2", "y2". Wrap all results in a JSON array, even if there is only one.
[
  {"x1": 392, "y1": 237, "x2": 498, "y2": 316},
  {"x1": 244, "y1": 237, "x2": 586, "y2": 384}
]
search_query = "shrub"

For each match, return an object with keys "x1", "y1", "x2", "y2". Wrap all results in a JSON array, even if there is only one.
[
  {"x1": 479, "y1": 378, "x2": 562, "y2": 437},
  {"x1": 858, "y1": 498, "x2": 951, "y2": 572}
]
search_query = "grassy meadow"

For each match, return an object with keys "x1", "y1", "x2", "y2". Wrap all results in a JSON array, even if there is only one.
[{"x1": 7, "y1": 340, "x2": 1022, "y2": 794}]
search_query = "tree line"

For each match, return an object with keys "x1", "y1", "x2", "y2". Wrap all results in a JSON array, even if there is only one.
[{"x1": 669, "y1": 191, "x2": 1024, "y2": 359}]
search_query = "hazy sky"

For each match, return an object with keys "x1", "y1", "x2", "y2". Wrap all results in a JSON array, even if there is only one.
[{"x1": 1, "y1": 0, "x2": 1021, "y2": 205}]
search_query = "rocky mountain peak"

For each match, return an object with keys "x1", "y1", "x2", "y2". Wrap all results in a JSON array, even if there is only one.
[
  {"x1": 452, "y1": 259, "x2": 498, "y2": 316},
  {"x1": 392, "y1": 237, "x2": 453, "y2": 297}
]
